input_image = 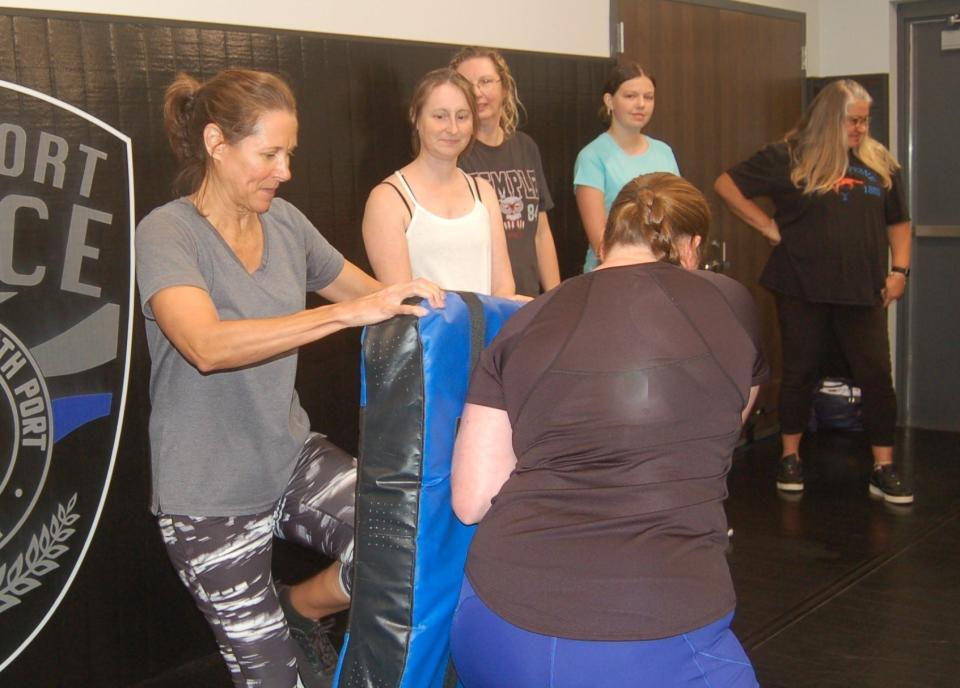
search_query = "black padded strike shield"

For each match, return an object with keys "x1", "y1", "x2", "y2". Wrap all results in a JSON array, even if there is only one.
[{"x1": 336, "y1": 293, "x2": 521, "y2": 688}]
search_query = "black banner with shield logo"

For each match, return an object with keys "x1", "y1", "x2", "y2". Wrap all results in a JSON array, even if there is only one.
[{"x1": 0, "y1": 79, "x2": 134, "y2": 671}]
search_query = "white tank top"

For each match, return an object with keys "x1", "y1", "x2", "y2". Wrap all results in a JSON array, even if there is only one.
[{"x1": 393, "y1": 170, "x2": 493, "y2": 295}]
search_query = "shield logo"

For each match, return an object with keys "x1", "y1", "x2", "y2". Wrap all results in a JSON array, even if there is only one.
[{"x1": 0, "y1": 80, "x2": 134, "y2": 670}]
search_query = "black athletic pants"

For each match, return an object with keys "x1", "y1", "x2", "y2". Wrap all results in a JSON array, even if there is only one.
[{"x1": 776, "y1": 294, "x2": 897, "y2": 447}]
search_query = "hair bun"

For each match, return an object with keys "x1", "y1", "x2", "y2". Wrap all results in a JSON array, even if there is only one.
[{"x1": 637, "y1": 189, "x2": 665, "y2": 228}]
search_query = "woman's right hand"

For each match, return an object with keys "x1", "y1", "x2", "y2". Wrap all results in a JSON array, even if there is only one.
[
  {"x1": 334, "y1": 278, "x2": 445, "y2": 327},
  {"x1": 714, "y1": 173, "x2": 781, "y2": 246},
  {"x1": 504, "y1": 294, "x2": 534, "y2": 303}
]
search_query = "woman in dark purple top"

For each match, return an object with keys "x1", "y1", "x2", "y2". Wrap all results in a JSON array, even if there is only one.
[{"x1": 450, "y1": 173, "x2": 767, "y2": 687}]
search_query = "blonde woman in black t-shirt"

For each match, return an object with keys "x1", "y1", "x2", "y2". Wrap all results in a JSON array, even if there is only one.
[
  {"x1": 451, "y1": 47, "x2": 561, "y2": 297},
  {"x1": 715, "y1": 78, "x2": 913, "y2": 504},
  {"x1": 450, "y1": 173, "x2": 765, "y2": 688}
]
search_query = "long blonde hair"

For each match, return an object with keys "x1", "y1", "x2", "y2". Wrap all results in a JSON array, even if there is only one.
[
  {"x1": 786, "y1": 79, "x2": 898, "y2": 194},
  {"x1": 450, "y1": 46, "x2": 523, "y2": 138}
]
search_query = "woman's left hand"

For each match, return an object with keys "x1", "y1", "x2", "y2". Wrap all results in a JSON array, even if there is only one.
[{"x1": 882, "y1": 271, "x2": 907, "y2": 307}]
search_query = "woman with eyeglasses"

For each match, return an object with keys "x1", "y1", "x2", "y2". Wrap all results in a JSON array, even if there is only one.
[
  {"x1": 450, "y1": 47, "x2": 560, "y2": 297},
  {"x1": 714, "y1": 79, "x2": 913, "y2": 504},
  {"x1": 574, "y1": 62, "x2": 679, "y2": 273},
  {"x1": 362, "y1": 68, "x2": 516, "y2": 297}
]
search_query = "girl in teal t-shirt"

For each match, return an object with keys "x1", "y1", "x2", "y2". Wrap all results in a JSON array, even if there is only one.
[{"x1": 574, "y1": 63, "x2": 680, "y2": 272}]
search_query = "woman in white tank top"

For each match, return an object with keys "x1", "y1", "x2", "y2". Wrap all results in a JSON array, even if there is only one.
[{"x1": 362, "y1": 69, "x2": 516, "y2": 297}]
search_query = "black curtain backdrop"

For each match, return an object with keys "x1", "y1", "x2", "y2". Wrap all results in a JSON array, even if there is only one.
[{"x1": 0, "y1": 9, "x2": 610, "y2": 685}]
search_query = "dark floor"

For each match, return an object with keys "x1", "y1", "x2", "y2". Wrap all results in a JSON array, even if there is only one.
[
  {"x1": 728, "y1": 427, "x2": 960, "y2": 688},
  {"x1": 140, "y1": 427, "x2": 960, "y2": 687}
]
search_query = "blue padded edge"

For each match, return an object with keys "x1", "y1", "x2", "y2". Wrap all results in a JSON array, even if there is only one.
[
  {"x1": 403, "y1": 294, "x2": 521, "y2": 688},
  {"x1": 400, "y1": 296, "x2": 474, "y2": 687}
]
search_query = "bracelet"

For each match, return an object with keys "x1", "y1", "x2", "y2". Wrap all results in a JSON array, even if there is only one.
[{"x1": 890, "y1": 266, "x2": 910, "y2": 278}]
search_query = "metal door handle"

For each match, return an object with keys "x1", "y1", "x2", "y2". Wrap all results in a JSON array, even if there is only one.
[
  {"x1": 915, "y1": 225, "x2": 960, "y2": 238},
  {"x1": 704, "y1": 240, "x2": 729, "y2": 272}
]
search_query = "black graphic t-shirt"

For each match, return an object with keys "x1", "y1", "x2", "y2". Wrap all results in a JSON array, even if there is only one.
[
  {"x1": 727, "y1": 142, "x2": 909, "y2": 306},
  {"x1": 460, "y1": 132, "x2": 554, "y2": 297}
]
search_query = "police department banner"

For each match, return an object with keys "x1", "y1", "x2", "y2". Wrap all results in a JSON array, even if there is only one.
[{"x1": 0, "y1": 80, "x2": 134, "y2": 670}]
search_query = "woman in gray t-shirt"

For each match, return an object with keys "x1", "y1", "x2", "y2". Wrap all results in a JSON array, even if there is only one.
[{"x1": 136, "y1": 68, "x2": 442, "y2": 687}]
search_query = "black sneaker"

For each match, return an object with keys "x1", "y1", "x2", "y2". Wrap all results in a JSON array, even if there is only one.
[
  {"x1": 278, "y1": 584, "x2": 340, "y2": 687},
  {"x1": 869, "y1": 464, "x2": 914, "y2": 504},
  {"x1": 776, "y1": 454, "x2": 804, "y2": 492}
]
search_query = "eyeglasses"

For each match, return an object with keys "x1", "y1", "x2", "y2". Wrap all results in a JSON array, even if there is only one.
[
  {"x1": 471, "y1": 76, "x2": 501, "y2": 92},
  {"x1": 845, "y1": 115, "x2": 870, "y2": 128}
]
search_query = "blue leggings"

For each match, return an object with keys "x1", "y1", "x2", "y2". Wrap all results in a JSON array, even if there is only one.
[{"x1": 450, "y1": 579, "x2": 758, "y2": 688}]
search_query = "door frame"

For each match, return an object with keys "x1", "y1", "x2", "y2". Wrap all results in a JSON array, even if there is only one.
[{"x1": 895, "y1": 0, "x2": 960, "y2": 425}]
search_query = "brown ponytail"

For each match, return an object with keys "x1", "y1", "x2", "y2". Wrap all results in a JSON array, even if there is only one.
[
  {"x1": 603, "y1": 173, "x2": 710, "y2": 265},
  {"x1": 161, "y1": 69, "x2": 297, "y2": 195}
]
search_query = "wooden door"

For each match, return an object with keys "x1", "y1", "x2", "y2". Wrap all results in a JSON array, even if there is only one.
[{"x1": 617, "y1": 0, "x2": 805, "y2": 436}]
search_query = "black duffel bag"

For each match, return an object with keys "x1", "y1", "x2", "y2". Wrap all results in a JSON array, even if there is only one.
[{"x1": 808, "y1": 378, "x2": 864, "y2": 432}]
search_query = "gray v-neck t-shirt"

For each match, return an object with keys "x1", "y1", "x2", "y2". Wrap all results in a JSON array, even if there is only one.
[{"x1": 136, "y1": 197, "x2": 344, "y2": 516}]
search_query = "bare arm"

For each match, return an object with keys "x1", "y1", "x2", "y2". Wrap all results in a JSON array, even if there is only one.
[
  {"x1": 741, "y1": 385, "x2": 760, "y2": 426},
  {"x1": 317, "y1": 260, "x2": 381, "y2": 302},
  {"x1": 361, "y1": 183, "x2": 414, "y2": 286},
  {"x1": 478, "y1": 177, "x2": 516, "y2": 297},
  {"x1": 149, "y1": 270, "x2": 444, "y2": 373},
  {"x1": 882, "y1": 221, "x2": 912, "y2": 307},
  {"x1": 534, "y1": 211, "x2": 561, "y2": 291},
  {"x1": 714, "y1": 173, "x2": 781, "y2": 246},
  {"x1": 451, "y1": 403, "x2": 518, "y2": 524},
  {"x1": 575, "y1": 184, "x2": 606, "y2": 256}
]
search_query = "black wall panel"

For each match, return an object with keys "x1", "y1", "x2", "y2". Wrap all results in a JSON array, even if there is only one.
[{"x1": 0, "y1": 9, "x2": 610, "y2": 686}]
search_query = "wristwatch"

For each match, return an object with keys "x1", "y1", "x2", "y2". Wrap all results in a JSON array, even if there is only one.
[{"x1": 890, "y1": 266, "x2": 910, "y2": 277}]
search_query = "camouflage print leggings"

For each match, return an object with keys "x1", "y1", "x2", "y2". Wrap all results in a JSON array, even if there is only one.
[{"x1": 158, "y1": 433, "x2": 356, "y2": 688}]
